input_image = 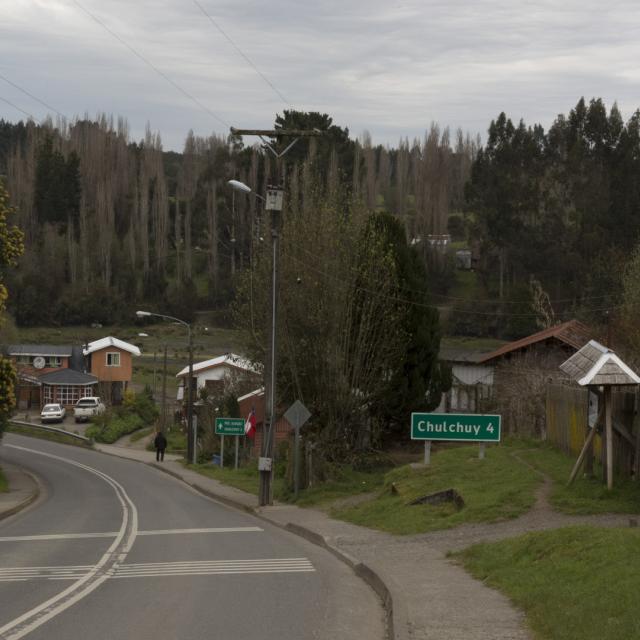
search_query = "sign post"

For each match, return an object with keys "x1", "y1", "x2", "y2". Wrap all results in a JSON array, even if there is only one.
[
  {"x1": 284, "y1": 400, "x2": 311, "y2": 497},
  {"x1": 411, "y1": 413, "x2": 501, "y2": 464},
  {"x1": 215, "y1": 418, "x2": 245, "y2": 470},
  {"x1": 235, "y1": 436, "x2": 239, "y2": 470}
]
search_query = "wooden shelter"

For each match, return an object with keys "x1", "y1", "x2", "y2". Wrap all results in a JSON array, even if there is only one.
[{"x1": 559, "y1": 340, "x2": 640, "y2": 489}]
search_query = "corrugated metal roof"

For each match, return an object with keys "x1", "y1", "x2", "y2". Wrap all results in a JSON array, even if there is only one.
[
  {"x1": 560, "y1": 340, "x2": 640, "y2": 386},
  {"x1": 176, "y1": 353, "x2": 259, "y2": 378},
  {"x1": 478, "y1": 319, "x2": 593, "y2": 364},
  {"x1": 83, "y1": 337, "x2": 141, "y2": 356},
  {"x1": 8, "y1": 344, "x2": 73, "y2": 357}
]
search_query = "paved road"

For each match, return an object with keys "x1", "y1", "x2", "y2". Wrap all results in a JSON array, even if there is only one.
[{"x1": 0, "y1": 434, "x2": 383, "y2": 640}]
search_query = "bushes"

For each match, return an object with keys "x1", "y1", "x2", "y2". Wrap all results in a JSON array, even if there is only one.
[
  {"x1": 86, "y1": 413, "x2": 144, "y2": 444},
  {"x1": 86, "y1": 389, "x2": 159, "y2": 444}
]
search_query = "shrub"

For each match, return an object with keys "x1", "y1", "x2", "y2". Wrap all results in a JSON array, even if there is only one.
[
  {"x1": 86, "y1": 390, "x2": 159, "y2": 444},
  {"x1": 86, "y1": 413, "x2": 144, "y2": 443}
]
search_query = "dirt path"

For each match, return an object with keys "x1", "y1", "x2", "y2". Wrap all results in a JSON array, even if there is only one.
[{"x1": 410, "y1": 450, "x2": 633, "y2": 553}]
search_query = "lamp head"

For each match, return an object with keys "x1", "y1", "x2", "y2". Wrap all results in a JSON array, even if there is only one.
[
  {"x1": 228, "y1": 179, "x2": 252, "y2": 194},
  {"x1": 136, "y1": 310, "x2": 151, "y2": 318}
]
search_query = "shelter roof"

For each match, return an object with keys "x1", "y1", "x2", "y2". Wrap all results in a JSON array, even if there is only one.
[
  {"x1": 478, "y1": 319, "x2": 593, "y2": 364},
  {"x1": 176, "y1": 353, "x2": 259, "y2": 378},
  {"x1": 560, "y1": 340, "x2": 640, "y2": 386},
  {"x1": 38, "y1": 369, "x2": 99, "y2": 385},
  {"x1": 8, "y1": 344, "x2": 73, "y2": 357},
  {"x1": 83, "y1": 337, "x2": 141, "y2": 357}
]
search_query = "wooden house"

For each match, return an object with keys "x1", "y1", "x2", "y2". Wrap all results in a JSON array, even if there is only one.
[{"x1": 83, "y1": 337, "x2": 141, "y2": 404}]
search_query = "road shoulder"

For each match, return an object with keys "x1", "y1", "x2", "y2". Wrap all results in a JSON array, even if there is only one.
[{"x1": 0, "y1": 463, "x2": 40, "y2": 521}]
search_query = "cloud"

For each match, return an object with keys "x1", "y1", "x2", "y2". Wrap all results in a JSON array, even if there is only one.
[{"x1": 0, "y1": 0, "x2": 639, "y2": 150}]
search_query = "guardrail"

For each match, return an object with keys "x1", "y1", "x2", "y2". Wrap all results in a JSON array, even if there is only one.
[{"x1": 8, "y1": 420, "x2": 92, "y2": 444}]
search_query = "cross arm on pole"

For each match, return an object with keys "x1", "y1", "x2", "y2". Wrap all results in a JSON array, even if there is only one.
[{"x1": 230, "y1": 127, "x2": 325, "y2": 137}]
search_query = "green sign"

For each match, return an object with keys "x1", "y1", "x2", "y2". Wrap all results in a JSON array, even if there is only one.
[
  {"x1": 411, "y1": 413, "x2": 501, "y2": 442},
  {"x1": 215, "y1": 417, "x2": 245, "y2": 436}
]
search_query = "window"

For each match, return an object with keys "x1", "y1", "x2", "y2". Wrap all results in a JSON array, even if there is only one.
[
  {"x1": 44, "y1": 356, "x2": 62, "y2": 368},
  {"x1": 16, "y1": 355, "x2": 31, "y2": 365},
  {"x1": 106, "y1": 352, "x2": 121, "y2": 367}
]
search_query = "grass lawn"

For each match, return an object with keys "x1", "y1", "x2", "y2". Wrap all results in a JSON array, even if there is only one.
[
  {"x1": 189, "y1": 462, "x2": 385, "y2": 507},
  {"x1": 3, "y1": 323, "x2": 244, "y2": 367},
  {"x1": 332, "y1": 444, "x2": 542, "y2": 534},
  {"x1": 0, "y1": 467, "x2": 7, "y2": 492},
  {"x1": 189, "y1": 464, "x2": 284, "y2": 497},
  {"x1": 453, "y1": 526, "x2": 640, "y2": 640},
  {"x1": 514, "y1": 442, "x2": 640, "y2": 515}
]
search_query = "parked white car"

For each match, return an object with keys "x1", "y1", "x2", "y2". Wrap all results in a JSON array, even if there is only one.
[
  {"x1": 73, "y1": 396, "x2": 106, "y2": 423},
  {"x1": 40, "y1": 403, "x2": 66, "y2": 423}
]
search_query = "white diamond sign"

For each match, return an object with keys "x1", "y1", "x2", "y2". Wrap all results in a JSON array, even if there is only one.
[{"x1": 284, "y1": 400, "x2": 311, "y2": 431}]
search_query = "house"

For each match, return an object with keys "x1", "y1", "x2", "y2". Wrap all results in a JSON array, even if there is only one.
[
  {"x1": 83, "y1": 337, "x2": 141, "y2": 404},
  {"x1": 7, "y1": 336, "x2": 141, "y2": 409},
  {"x1": 439, "y1": 346, "x2": 494, "y2": 413},
  {"x1": 237, "y1": 388, "x2": 293, "y2": 455},
  {"x1": 175, "y1": 353, "x2": 260, "y2": 401},
  {"x1": 478, "y1": 319, "x2": 594, "y2": 368}
]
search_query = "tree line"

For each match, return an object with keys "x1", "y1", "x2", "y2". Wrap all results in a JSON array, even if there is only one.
[{"x1": 0, "y1": 111, "x2": 476, "y2": 327}]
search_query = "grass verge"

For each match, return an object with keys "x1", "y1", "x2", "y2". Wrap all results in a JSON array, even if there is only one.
[
  {"x1": 189, "y1": 462, "x2": 385, "y2": 508},
  {"x1": 512, "y1": 441, "x2": 640, "y2": 515},
  {"x1": 0, "y1": 467, "x2": 7, "y2": 492},
  {"x1": 7, "y1": 424, "x2": 92, "y2": 448},
  {"x1": 332, "y1": 444, "x2": 541, "y2": 534},
  {"x1": 129, "y1": 427, "x2": 154, "y2": 443},
  {"x1": 453, "y1": 526, "x2": 640, "y2": 640}
]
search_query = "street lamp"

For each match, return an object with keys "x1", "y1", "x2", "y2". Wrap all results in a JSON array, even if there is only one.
[
  {"x1": 228, "y1": 179, "x2": 282, "y2": 506},
  {"x1": 136, "y1": 310, "x2": 195, "y2": 464}
]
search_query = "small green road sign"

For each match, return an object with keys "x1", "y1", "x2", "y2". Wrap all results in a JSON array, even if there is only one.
[
  {"x1": 215, "y1": 417, "x2": 245, "y2": 436},
  {"x1": 411, "y1": 413, "x2": 501, "y2": 442}
]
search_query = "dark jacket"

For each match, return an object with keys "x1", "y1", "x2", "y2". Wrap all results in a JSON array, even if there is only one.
[{"x1": 154, "y1": 433, "x2": 167, "y2": 450}]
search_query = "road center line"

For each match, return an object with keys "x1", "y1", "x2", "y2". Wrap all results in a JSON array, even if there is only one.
[
  {"x1": 0, "y1": 444, "x2": 139, "y2": 640},
  {"x1": 0, "y1": 526, "x2": 263, "y2": 542}
]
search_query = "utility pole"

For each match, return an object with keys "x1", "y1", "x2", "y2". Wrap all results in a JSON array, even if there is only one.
[
  {"x1": 161, "y1": 344, "x2": 168, "y2": 432},
  {"x1": 228, "y1": 126, "x2": 323, "y2": 506}
]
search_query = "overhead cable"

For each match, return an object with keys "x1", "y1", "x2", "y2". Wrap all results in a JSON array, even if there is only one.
[
  {"x1": 192, "y1": 0, "x2": 291, "y2": 108},
  {"x1": 0, "y1": 95, "x2": 39, "y2": 122},
  {"x1": 72, "y1": 0, "x2": 229, "y2": 128},
  {"x1": 0, "y1": 73, "x2": 65, "y2": 119}
]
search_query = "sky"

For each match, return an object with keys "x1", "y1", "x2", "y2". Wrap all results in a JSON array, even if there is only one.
[{"x1": 1, "y1": 0, "x2": 639, "y2": 151}]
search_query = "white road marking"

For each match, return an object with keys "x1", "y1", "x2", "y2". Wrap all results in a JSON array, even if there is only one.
[
  {"x1": 0, "y1": 558, "x2": 315, "y2": 582},
  {"x1": 0, "y1": 444, "x2": 139, "y2": 640},
  {"x1": 0, "y1": 526, "x2": 263, "y2": 542}
]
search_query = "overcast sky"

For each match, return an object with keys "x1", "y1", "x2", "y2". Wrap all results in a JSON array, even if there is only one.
[{"x1": 1, "y1": 0, "x2": 639, "y2": 151}]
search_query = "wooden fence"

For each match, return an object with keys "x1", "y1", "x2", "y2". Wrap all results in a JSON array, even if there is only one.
[{"x1": 546, "y1": 384, "x2": 637, "y2": 478}]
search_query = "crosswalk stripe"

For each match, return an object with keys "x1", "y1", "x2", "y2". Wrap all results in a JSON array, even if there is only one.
[
  {"x1": 0, "y1": 558, "x2": 315, "y2": 582},
  {"x1": 0, "y1": 527, "x2": 263, "y2": 543}
]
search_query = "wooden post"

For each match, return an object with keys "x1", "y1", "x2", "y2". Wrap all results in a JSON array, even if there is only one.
[
  {"x1": 424, "y1": 441, "x2": 431, "y2": 466},
  {"x1": 605, "y1": 386, "x2": 613, "y2": 490},
  {"x1": 567, "y1": 407, "x2": 604, "y2": 485},
  {"x1": 634, "y1": 412, "x2": 640, "y2": 481}
]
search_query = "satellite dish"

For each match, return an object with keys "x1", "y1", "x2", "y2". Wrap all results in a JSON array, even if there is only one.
[{"x1": 33, "y1": 356, "x2": 45, "y2": 369}]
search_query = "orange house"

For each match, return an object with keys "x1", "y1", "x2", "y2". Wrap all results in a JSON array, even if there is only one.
[{"x1": 83, "y1": 337, "x2": 141, "y2": 404}]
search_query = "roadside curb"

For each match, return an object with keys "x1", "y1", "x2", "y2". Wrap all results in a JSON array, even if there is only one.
[
  {"x1": 0, "y1": 468, "x2": 41, "y2": 522},
  {"x1": 140, "y1": 458, "x2": 397, "y2": 640}
]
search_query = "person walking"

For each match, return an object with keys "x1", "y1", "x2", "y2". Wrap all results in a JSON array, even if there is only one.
[{"x1": 154, "y1": 430, "x2": 167, "y2": 462}]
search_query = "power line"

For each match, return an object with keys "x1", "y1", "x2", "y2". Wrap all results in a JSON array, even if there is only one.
[
  {"x1": 0, "y1": 73, "x2": 64, "y2": 119},
  {"x1": 71, "y1": 0, "x2": 230, "y2": 128},
  {"x1": 0, "y1": 95, "x2": 39, "y2": 123},
  {"x1": 192, "y1": 0, "x2": 291, "y2": 108},
  {"x1": 286, "y1": 250, "x2": 624, "y2": 319}
]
